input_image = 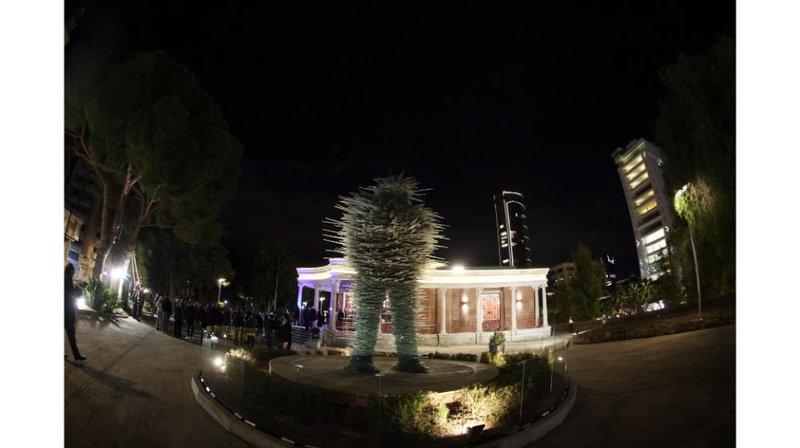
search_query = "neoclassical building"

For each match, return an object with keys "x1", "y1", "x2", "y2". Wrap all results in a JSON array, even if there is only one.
[{"x1": 296, "y1": 258, "x2": 551, "y2": 348}]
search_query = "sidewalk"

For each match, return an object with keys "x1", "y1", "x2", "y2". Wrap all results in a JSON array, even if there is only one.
[{"x1": 64, "y1": 308, "x2": 251, "y2": 448}]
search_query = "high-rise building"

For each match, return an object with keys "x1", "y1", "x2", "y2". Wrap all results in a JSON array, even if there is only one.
[
  {"x1": 612, "y1": 138, "x2": 677, "y2": 281},
  {"x1": 493, "y1": 191, "x2": 532, "y2": 267}
]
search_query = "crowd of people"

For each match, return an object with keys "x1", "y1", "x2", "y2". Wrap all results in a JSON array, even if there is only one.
[
  {"x1": 65, "y1": 271, "x2": 342, "y2": 357},
  {"x1": 137, "y1": 291, "x2": 296, "y2": 349}
]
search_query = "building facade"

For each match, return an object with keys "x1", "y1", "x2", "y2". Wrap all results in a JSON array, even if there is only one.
[
  {"x1": 65, "y1": 152, "x2": 101, "y2": 282},
  {"x1": 547, "y1": 262, "x2": 576, "y2": 289},
  {"x1": 296, "y1": 258, "x2": 551, "y2": 348},
  {"x1": 611, "y1": 138, "x2": 676, "y2": 281},
  {"x1": 493, "y1": 191, "x2": 532, "y2": 267}
]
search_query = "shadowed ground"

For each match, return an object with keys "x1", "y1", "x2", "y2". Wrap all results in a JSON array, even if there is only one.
[
  {"x1": 532, "y1": 324, "x2": 736, "y2": 447},
  {"x1": 65, "y1": 309, "x2": 251, "y2": 448}
]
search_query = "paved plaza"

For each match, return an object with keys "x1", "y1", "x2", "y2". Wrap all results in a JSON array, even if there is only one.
[
  {"x1": 65, "y1": 306, "x2": 734, "y2": 448},
  {"x1": 64, "y1": 310, "x2": 250, "y2": 448}
]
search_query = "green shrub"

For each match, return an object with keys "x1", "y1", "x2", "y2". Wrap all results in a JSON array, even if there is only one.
[
  {"x1": 451, "y1": 383, "x2": 516, "y2": 430},
  {"x1": 82, "y1": 278, "x2": 119, "y2": 313},
  {"x1": 425, "y1": 352, "x2": 478, "y2": 362},
  {"x1": 489, "y1": 331, "x2": 506, "y2": 346},
  {"x1": 374, "y1": 391, "x2": 449, "y2": 436}
]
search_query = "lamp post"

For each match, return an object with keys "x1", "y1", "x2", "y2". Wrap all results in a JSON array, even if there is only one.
[
  {"x1": 217, "y1": 278, "x2": 226, "y2": 303},
  {"x1": 674, "y1": 183, "x2": 702, "y2": 319}
]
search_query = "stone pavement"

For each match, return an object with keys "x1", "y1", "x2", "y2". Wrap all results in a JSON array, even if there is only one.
[
  {"x1": 532, "y1": 324, "x2": 736, "y2": 447},
  {"x1": 64, "y1": 308, "x2": 251, "y2": 448}
]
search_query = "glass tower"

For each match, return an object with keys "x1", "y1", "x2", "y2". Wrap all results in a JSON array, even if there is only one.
[{"x1": 493, "y1": 191, "x2": 532, "y2": 267}]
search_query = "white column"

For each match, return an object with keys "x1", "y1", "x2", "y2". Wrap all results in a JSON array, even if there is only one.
[
  {"x1": 438, "y1": 288, "x2": 447, "y2": 335},
  {"x1": 510, "y1": 286, "x2": 518, "y2": 334},
  {"x1": 313, "y1": 284, "x2": 320, "y2": 327},
  {"x1": 296, "y1": 283, "x2": 304, "y2": 313},
  {"x1": 541, "y1": 284, "x2": 549, "y2": 327},
  {"x1": 329, "y1": 279, "x2": 339, "y2": 331},
  {"x1": 475, "y1": 288, "x2": 483, "y2": 338}
]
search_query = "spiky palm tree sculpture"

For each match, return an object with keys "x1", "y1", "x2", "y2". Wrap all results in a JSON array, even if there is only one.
[{"x1": 325, "y1": 175, "x2": 444, "y2": 374}]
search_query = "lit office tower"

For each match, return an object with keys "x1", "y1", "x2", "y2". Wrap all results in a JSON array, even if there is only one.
[
  {"x1": 612, "y1": 138, "x2": 676, "y2": 280},
  {"x1": 493, "y1": 191, "x2": 532, "y2": 267}
]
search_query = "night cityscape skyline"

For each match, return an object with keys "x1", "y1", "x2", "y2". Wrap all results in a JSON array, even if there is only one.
[{"x1": 65, "y1": 0, "x2": 735, "y2": 278}]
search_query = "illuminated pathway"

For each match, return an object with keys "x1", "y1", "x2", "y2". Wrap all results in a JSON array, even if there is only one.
[{"x1": 532, "y1": 324, "x2": 736, "y2": 447}]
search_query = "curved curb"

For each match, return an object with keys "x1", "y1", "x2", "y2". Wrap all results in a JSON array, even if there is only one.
[
  {"x1": 476, "y1": 382, "x2": 577, "y2": 448},
  {"x1": 191, "y1": 372, "x2": 295, "y2": 447},
  {"x1": 192, "y1": 370, "x2": 577, "y2": 448}
]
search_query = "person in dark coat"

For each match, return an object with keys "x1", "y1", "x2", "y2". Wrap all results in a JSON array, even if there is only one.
[
  {"x1": 197, "y1": 303, "x2": 207, "y2": 338},
  {"x1": 277, "y1": 314, "x2": 292, "y2": 350},
  {"x1": 174, "y1": 299, "x2": 184, "y2": 337},
  {"x1": 161, "y1": 296, "x2": 172, "y2": 333},
  {"x1": 65, "y1": 264, "x2": 87, "y2": 361},
  {"x1": 185, "y1": 301, "x2": 196, "y2": 339}
]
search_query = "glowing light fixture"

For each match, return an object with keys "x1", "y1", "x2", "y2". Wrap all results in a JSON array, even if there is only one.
[
  {"x1": 111, "y1": 267, "x2": 126, "y2": 280},
  {"x1": 217, "y1": 278, "x2": 227, "y2": 302},
  {"x1": 213, "y1": 357, "x2": 224, "y2": 367},
  {"x1": 452, "y1": 265, "x2": 465, "y2": 273}
]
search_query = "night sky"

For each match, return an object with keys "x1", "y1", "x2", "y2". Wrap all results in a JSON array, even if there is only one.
[{"x1": 67, "y1": 1, "x2": 735, "y2": 277}]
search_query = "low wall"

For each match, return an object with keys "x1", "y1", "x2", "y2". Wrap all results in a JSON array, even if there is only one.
[{"x1": 572, "y1": 317, "x2": 731, "y2": 344}]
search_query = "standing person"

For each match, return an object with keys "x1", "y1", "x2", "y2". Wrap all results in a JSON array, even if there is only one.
[
  {"x1": 337, "y1": 308, "x2": 345, "y2": 331},
  {"x1": 64, "y1": 264, "x2": 87, "y2": 362},
  {"x1": 161, "y1": 296, "x2": 172, "y2": 333},
  {"x1": 277, "y1": 314, "x2": 292, "y2": 350},
  {"x1": 317, "y1": 309, "x2": 326, "y2": 328},
  {"x1": 185, "y1": 301, "x2": 196, "y2": 340},
  {"x1": 174, "y1": 299, "x2": 184, "y2": 337},
  {"x1": 154, "y1": 295, "x2": 162, "y2": 330},
  {"x1": 308, "y1": 306, "x2": 318, "y2": 329},
  {"x1": 197, "y1": 303, "x2": 207, "y2": 338},
  {"x1": 568, "y1": 316, "x2": 575, "y2": 335},
  {"x1": 130, "y1": 287, "x2": 141, "y2": 321},
  {"x1": 302, "y1": 305, "x2": 311, "y2": 330},
  {"x1": 256, "y1": 309, "x2": 265, "y2": 338}
]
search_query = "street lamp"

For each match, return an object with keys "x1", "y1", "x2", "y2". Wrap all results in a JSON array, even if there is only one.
[
  {"x1": 217, "y1": 278, "x2": 227, "y2": 302},
  {"x1": 674, "y1": 183, "x2": 702, "y2": 319}
]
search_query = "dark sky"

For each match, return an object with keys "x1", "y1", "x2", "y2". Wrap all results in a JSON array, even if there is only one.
[{"x1": 67, "y1": 1, "x2": 735, "y2": 277}]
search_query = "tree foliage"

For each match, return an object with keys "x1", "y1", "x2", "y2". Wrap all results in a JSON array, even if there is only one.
[
  {"x1": 66, "y1": 49, "x2": 242, "y2": 278},
  {"x1": 232, "y1": 243, "x2": 298, "y2": 312},
  {"x1": 553, "y1": 245, "x2": 605, "y2": 320},
  {"x1": 656, "y1": 35, "x2": 735, "y2": 297},
  {"x1": 136, "y1": 227, "x2": 233, "y2": 302}
]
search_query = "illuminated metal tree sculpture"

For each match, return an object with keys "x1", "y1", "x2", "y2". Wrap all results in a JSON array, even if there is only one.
[{"x1": 325, "y1": 175, "x2": 444, "y2": 374}]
